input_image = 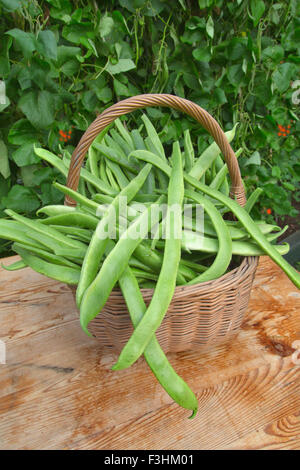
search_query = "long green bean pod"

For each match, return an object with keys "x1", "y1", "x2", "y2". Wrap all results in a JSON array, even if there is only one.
[
  {"x1": 119, "y1": 266, "x2": 198, "y2": 418},
  {"x1": 79, "y1": 194, "x2": 166, "y2": 335},
  {"x1": 189, "y1": 125, "x2": 238, "y2": 180},
  {"x1": 184, "y1": 189, "x2": 232, "y2": 284},
  {"x1": 112, "y1": 142, "x2": 184, "y2": 370},
  {"x1": 76, "y1": 164, "x2": 152, "y2": 308},
  {"x1": 14, "y1": 245, "x2": 81, "y2": 285},
  {"x1": 184, "y1": 175, "x2": 300, "y2": 288}
]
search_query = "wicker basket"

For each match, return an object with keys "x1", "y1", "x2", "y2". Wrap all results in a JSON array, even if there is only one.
[{"x1": 66, "y1": 94, "x2": 259, "y2": 353}]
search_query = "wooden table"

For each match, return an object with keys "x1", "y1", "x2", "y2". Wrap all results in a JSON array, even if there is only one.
[{"x1": 0, "y1": 255, "x2": 299, "y2": 450}]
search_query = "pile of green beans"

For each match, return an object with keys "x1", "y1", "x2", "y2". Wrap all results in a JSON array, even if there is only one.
[{"x1": 1, "y1": 116, "x2": 299, "y2": 419}]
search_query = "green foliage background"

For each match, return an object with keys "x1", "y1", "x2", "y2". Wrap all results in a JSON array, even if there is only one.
[{"x1": 0, "y1": 0, "x2": 299, "y2": 255}]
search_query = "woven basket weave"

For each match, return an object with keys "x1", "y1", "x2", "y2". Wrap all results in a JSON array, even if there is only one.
[{"x1": 66, "y1": 94, "x2": 259, "y2": 353}]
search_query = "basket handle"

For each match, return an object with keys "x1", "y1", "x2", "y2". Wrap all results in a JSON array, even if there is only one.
[{"x1": 65, "y1": 94, "x2": 246, "y2": 206}]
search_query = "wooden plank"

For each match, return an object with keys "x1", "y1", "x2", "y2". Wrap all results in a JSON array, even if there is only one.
[{"x1": 0, "y1": 255, "x2": 299, "y2": 450}]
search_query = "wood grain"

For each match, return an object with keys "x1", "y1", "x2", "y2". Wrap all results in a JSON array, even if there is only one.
[{"x1": 0, "y1": 256, "x2": 299, "y2": 450}]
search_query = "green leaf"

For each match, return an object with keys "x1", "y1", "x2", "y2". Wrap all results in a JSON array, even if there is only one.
[
  {"x1": 192, "y1": 48, "x2": 211, "y2": 62},
  {"x1": 61, "y1": 59, "x2": 80, "y2": 77},
  {"x1": 36, "y1": 30, "x2": 58, "y2": 60},
  {"x1": 206, "y1": 16, "x2": 214, "y2": 39},
  {"x1": 2, "y1": 185, "x2": 40, "y2": 213},
  {"x1": 0, "y1": 139, "x2": 10, "y2": 179},
  {"x1": 95, "y1": 86, "x2": 113, "y2": 103},
  {"x1": 272, "y1": 63, "x2": 298, "y2": 93},
  {"x1": 106, "y1": 58, "x2": 136, "y2": 75},
  {"x1": 11, "y1": 142, "x2": 41, "y2": 167},
  {"x1": 250, "y1": 0, "x2": 265, "y2": 27},
  {"x1": 18, "y1": 90, "x2": 56, "y2": 129},
  {"x1": 271, "y1": 165, "x2": 281, "y2": 178},
  {"x1": 0, "y1": 56, "x2": 10, "y2": 76},
  {"x1": 81, "y1": 91, "x2": 98, "y2": 112},
  {"x1": 6, "y1": 29, "x2": 36, "y2": 59},
  {"x1": 227, "y1": 64, "x2": 244, "y2": 86},
  {"x1": 30, "y1": 167, "x2": 55, "y2": 186},
  {"x1": 62, "y1": 23, "x2": 95, "y2": 44},
  {"x1": 57, "y1": 45, "x2": 81, "y2": 65},
  {"x1": 40, "y1": 182, "x2": 64, "y2": 205},
  {"x1": 0, "y1": 0, "x2": 23, "y2": 12},
  {"x1": 0, "y1": 95, "x2": 10, "y2": 112},
  {"x1": 245, "y1": 151, "x2": 261, "y2": 166},
  {"x1": 20, "y1": 164, "x2": 40, "y2": 187},
  {"x1": 214, "y1": 88, "x2": 227, "y2": 104},
  {"x1": 99, "y1": 15, "x2": 115, "y2": 38},
  {"x1": 114, "y1": 78, "x2": 130, "y2": 97},
  {"x1": 8, "y1": 120, "x2": 40, "y2": 145},
  {"x1": 262, "y1": 45, "x2": 284, "y2": 63},
  {"x1": 0, "y1": 80, "x2": 10, "y2": 111}
]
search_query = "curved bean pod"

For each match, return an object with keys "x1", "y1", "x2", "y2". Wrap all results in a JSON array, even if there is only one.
[
  {"x1": 76, "y1": 164, "x2": 152, "y2": 308},
  {"x1": 119, "y1": 266, "x2": 198, "y2": 418},
  {"x1": 112, "y1": 142, "x2": 184, "y2": 370},
  {"x1": 184, "y1": 189, "x2": 232, "y2": 284}
]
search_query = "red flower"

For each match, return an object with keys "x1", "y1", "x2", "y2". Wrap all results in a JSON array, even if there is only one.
[
  {"x1": 59, "y1": 129, "x2": 72, "y2": 143},
  {"x1": 266, "y1": 208, "x2": 272, "y2": 215}
]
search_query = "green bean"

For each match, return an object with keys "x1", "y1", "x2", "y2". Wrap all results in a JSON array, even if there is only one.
[
  {"x1": 180, "y1": 230, "x2": 289, "y2": 256},
  {"x1": 184, "y1": 189, "x2": 232, "y2": 284},
  {"x1": 131, "y1": 129, "x2": 147, "y2": 150},
  {"x1": 14, "y1": 245, "x2": 81, "y2": 285},
  {"x1": 87, "y1": 146, "x2": 100, "y2": 178},
  {"x1": 76, "y1": 164, "x2": 153, "y2": 308},
  {"x1": 35, "y1": 148, "x2": 116, "y2": 196},
  {"x1": 244, "y1": 188, "x2": 264, "y2": 213},
  {"x1": 104, "y1": 134, "x2": 128, "y2": 159},
  {"x1": 129, "y1": 130, "x2": 155, "y2": 193},
  {"x1": 1, "y1": 259, "x2": 27, "y2": 271},
  {"x1": 49, "y1": 225, "x2": 93, "y2": 243},
  {"x1": 94, "y1": 143, "x2": 138, "y2": 174},
  {"x1": 105, "y1": 158, "x2": 130, "y2": 190},
  {"x1": 0, "y1": 219, "x2": 44, "y2": 249},
  {"x1": 138, "y1": 280, "x2": 156, "y2": 289},
  {"x1": 114, "y1": 118, "x2": 135, "y2": 150},
  {"x1": 189, "y1": 124, "x2": 238, "y2": 180},
  {"x1": 99, "y1": 156, "x2": 110, "y2": 185},
  {"x1": 13, "y1": 242, "x2": 79, "y2": 269},
  {"x1": 40, "y1": 212, "x2": 99, "y2": 230},
  {"x1": 210, "y1": 148, "x2": 242, "y2": 191},
  {"x1": 180, "y1": 257, "x2": 207, "y2": 274},
  {"x1": 129, "y1": 256, "x2": 154, "y2": 273},
  {"x1": 266, "y1": 225, "x2": 288, "y2": 242},
  {"x1": 118, "y1": 266, "x2": 198, "y2": 418},
  {"x1": 141, "y1": 114, "x2": 166, "y2": 161},
  {"x1": 108, "y1": 128, "x2": 133, "y2": 157},
  {"x1": 130, "y1": 268, "x2": 158, "y2": 281},
  {"x1": 105, "y1": 164, "x2": 121, "y2": 192},
  {"x1": 128, "y1": 149, "x2": 171, "y2": 175},
  {"x1": 88, "y1": 126, "x2": 112, "y2": 178},
  {"x1": 37, "y1": 205, "x2": 76, "y2": 217},
  {"x1": 79, "y1": 195, "x2": 166, "y2": 335},
  {"x1": 53, "y1": 183, "x2": 101, "y2": 214},
  {"x1": 183, "y1": 129, "x2": 194, "y2": 173},
  {"x1": 112, "y1": 142, "x2": 184, "y2": 370},
  {"x1": 184, "y1": 175, "x2": 300, "y2": 288},
  {"x1": 5, "y1": 209, "x2": 86, "y2": 252},
  {"x1": 133, "y1": 243, "x2": 187, "y2": 285},
  {"x1": 3, "y1": 211, "x2": 87, "y2": 262},
  {"x1": 126, "y1": 150, "x2": 299, "y2": 288}
]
